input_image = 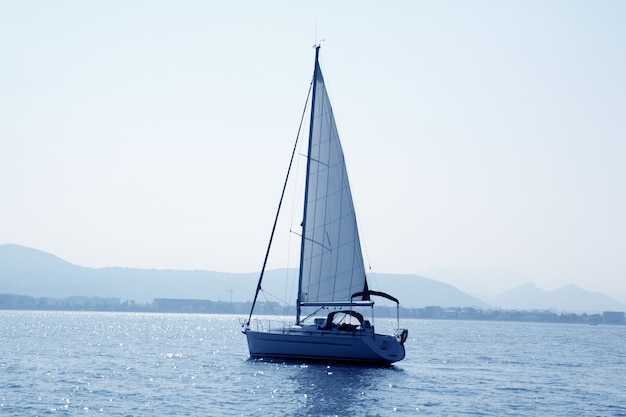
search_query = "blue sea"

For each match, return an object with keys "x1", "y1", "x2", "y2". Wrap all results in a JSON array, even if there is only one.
[{"x1": 1, "y1": 311, "x2": 625, "y2": 416}]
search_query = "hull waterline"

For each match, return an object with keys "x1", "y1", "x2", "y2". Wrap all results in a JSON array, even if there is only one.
[{"x1": 244, "y1": 326, "x2": 405, "y2": 365}]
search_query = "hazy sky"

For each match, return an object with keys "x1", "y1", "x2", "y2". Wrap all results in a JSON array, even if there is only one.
[{"x1": 1, "y1": 1, "x2": 625, "y2": 301}]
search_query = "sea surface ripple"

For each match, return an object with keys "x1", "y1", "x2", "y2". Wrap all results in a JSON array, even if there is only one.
[{"x1": 1, "y1": 311, "x2": 625, "y2": 416}]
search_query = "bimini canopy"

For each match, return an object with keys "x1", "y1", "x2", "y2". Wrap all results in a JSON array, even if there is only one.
[
  {"x1": 351, "y1": 290, "x2": 399, "y2": 305},
  {"x1": 327, "y1": 309, "x2": 365, "y2": 324}
]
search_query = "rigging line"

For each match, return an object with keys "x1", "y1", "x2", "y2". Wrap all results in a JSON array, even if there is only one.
[
  {"x1": 299, "y1": 234, "x2": 332, "y2": 252},
  {"x1": 260, "y1": 291, "x2": 279, "y2": 316},
  {"x1": 245, "y1": 80, "x2": 314, "y2": 327},
  {"x1": 301, "y1": 306, "x2": 326, "y2": 323},
  {"x1": 258, "y1": 286, "x2": 292, "y2": 307}
]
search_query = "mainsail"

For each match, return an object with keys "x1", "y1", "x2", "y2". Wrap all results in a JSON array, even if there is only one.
[{"x1": 298, "y1": 57, "x2": 367, "y2": 307}]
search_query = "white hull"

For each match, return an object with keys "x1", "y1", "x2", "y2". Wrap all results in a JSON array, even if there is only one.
[{"x1": 244, "y1": 325, "x2": 405, "y2": 365}]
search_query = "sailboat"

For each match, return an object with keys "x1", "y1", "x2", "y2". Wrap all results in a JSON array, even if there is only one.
[{"x1": 242, "y1": 46, "x2": 408, "y2": 365}]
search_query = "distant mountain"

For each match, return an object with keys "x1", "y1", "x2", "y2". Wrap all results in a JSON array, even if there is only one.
[
  {"x1": 0, "y1": 244, "x2": 258, "y2": 303},
  {"x1": 367, "y1": 272, "x2": 488, "y2": 309},
  {"x1": 2, "y1": 244, "x2": 624, "y2": 313},
  {"x1": 487, "y1": 283, "x2": 626, "y2": 313},
  {"x1": 0, "y1": 244, "x2": 486, "y2": 308}
]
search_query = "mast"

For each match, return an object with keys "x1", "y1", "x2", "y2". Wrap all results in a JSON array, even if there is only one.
[{"x1": 296, "y1": 45, "x2": 321, "y2": 325}]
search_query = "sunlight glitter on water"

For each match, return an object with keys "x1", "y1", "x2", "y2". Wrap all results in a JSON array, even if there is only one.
[{"x1": 1, "y1": 312, "x2": 625, "y2": 416}]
